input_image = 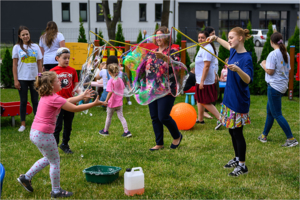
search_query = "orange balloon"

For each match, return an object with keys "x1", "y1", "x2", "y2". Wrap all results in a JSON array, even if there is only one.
[{"x1": 170, "y1": 103, "x2": 197, "y2": 130}]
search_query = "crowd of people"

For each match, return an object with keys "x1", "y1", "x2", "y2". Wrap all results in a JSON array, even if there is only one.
[{"x1": 11, "y1": 21, "x2": 297, "y2": 198}]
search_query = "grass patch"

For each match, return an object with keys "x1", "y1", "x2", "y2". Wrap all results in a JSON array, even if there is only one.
[{"x1": 1, "y1": 88, "x2": 299, "y2": 199}]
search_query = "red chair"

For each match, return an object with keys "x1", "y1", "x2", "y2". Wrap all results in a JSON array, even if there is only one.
[{"x1": 0, "y1": 102, "x2": 33, "y2": 127}]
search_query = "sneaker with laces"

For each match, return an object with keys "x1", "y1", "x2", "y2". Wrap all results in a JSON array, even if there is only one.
[
  {"x1": 215, "y1": 121, "x2": 222, "y2": 130},
  {"x1": 17, "y1": 174, "x2": 33, "y2": 192},
  {"x1": 18, "y1": 125, "x2": 26, "y2": 132},
  {"x1": 224, "y1": 158, "x2": 239, "y2": 168},
  {"x1": 228, "y1": 165, "x2": 248, "y2": 177},
  {"x1": 122, "y1": 131, "x2": 132, "y2": 137},
  {"x1": 99, "y1": 129, "x2": 109, "y2": 136},
  {"x1": 50, "y1": 188, "x2": 73, "y2": 198},
  {"x1": 282, "y1": 138, "x2": 298, "y2": 147},
  {"x1": 258, "y1": 134, "x2": 267, "y2": 143},
  {"x1": 59, "y1": 144, "x2": 74, "y2": 154}
]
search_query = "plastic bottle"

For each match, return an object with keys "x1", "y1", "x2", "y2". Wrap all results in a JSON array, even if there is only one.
[{"x1": 124, "y1": 167, "x2": 144, "y2": 196}]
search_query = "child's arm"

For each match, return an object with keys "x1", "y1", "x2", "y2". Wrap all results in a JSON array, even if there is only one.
[
  {"x1": 62, "y1": 95, "x2": 106, "y2": 112},
  {"x1": 67, "y1": 89, "x2": 94, "y2": 104},
  {"x1": 105, "y1": 92, "x2": 113, "y2": 103},
  {"x1": 220, "y1": 71, "x2": 224, "y2": 82},
  {"x1": 228, "y1": 64, "x2": 251, "y2": 84}
]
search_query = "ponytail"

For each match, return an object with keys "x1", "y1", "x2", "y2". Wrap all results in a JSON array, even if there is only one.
[
  {"x1": 270, "y1": 32, "x2": 288, "y2": 63},
  {"x1": 34, "y1": 71, "x2": 57, "y2": 96},
  {"x1": 230, "y1": 27, "x2": 252, "y2": 43}
]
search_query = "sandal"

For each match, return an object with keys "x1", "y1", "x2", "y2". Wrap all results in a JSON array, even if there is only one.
[{"x1": 51, "y1": 188, "x2": 73, "y2": 198}]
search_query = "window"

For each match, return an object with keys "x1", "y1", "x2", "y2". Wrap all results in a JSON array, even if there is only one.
[
  {"x1": 113, "y1": 3, "x2": 121, "y2": 21},
  {"x1": 196, "y1": 11, "x2": 209, "y2": 29},
  {"x1": 139, "y1": 4, "x2": 147, "y2": 21},
  {"x1": 96, "y1": 3, "x2": 104, "y2": 22},
  {"x1": 79, "y1": 3, "x2": 87, "y2": 22},
  {"x1": 259, "y1": 11, "x2": 266, "y2": 28},
  {"x1": 155, "y1": 4, "x2": 162, "y2": 21},
  {"x1": 219, "y1": 11, "x2": 250, "y2": 35},
  {"x1": 62, "y1": 3, "x2": 70, "y2": 22},
  {"x1": 259, "y1": 11, "x2": 288, "y2": 34}
]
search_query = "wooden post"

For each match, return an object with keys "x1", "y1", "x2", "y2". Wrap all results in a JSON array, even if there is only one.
[
  {"x1": 124, "y1": 40, "x2": 131, "y2": 79},
  {"x1": 181, "y1": 40, "x2": 186, "y2": 65},
  {"x1": 288, "y1": 45, "x2": 295, "y2": 100},
  {"x1": 94, "y1": 40, "x2": 100, "y2": 57}
]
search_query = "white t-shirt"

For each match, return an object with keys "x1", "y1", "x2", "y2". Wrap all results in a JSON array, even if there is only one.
[
  {"x1": 39, "y1": 32, "x2": 65, "y2": 65},
  {"x1": 195, "y1": 44, "x2": 216, "y2": 85},
  {"x1": 213, "y1": 54, "x2": 219, "y2": 75},
  {"x1": 265, "y1": 49, "x2": 290, "y2": 94},
  {"x1": 12, "y1": 43, "x2": 42, "y2": 80},
  {"x1": 98, "y1": 69, "x2": 109, "y2": 89}
]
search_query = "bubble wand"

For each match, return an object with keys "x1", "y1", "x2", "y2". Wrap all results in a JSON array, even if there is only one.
[{"x1": 109, "y1": 40, "x2": 157, "y2": 54}]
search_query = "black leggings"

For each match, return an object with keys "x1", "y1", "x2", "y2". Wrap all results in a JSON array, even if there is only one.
[
  {"x1": 229, "y1": 126, "x2": 246, "y2": 162},
  {"x1": 18, "y1": 80, "x2": 39, "y2": 121}
]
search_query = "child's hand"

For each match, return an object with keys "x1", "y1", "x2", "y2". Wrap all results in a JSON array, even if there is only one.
[
  {"x1": 227, "y1": 64, "x2": 240, "y2": 72},
  {"x1": 82, "y1": 88, "x2": 95, "y2": 99},
  {"x1": 93, "y1": 96, "x2": 107, "y2": 106}
]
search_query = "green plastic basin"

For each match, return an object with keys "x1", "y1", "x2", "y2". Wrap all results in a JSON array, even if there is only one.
[{"x1": 82, "y1": 165, "x2": 122, "y2": 184}]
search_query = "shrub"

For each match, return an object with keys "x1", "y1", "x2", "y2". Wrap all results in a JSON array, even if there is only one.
[
  {"x1": 137, "y1": 30, "x2": 143, "y2": 43},
  {"x1": 78, "y1": 17, "x2": 87, "y2": 43},
  {"x1": 1, "y1": 49, "x2": 14, "y2": 88}
]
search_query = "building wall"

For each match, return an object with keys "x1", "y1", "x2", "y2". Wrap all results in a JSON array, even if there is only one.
[
  {"x1": 52, "y1": 0, "x2": 176, "y2": 42},
  {"x1": 1, "y1": 1, "x2": 52, "y2": 43}
]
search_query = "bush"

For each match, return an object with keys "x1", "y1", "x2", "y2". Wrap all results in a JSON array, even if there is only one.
[
  {"x1": 175, "y1": 31, "x2": 191, "y2": 70},
  {"x1": 287, "y1": 25, "x2": 299, "y2": 97},
  {"x1": 155, "y1": 23, "x2": 160, "y2": 31},
  {"x1": 217, "y1": 32, "x2": 230, "y2": 76},
  {"x1": 244, "y1": 21, "x2": 260, "y2": 94},
  {"x1": 78, "y1": 17, "x2": 87, "y2": 43},
  {"x1": 115, "y1": 23, "x2": 125, "y2": 47},
  {"x1": 1, "y1": 49, "x2": 14, "y2": 88},
  {"x1": 98, "y1": 29, "x2": 105, "y2": 46},
  {"x1": 137, "y1": 30, "x2": 143, "y2": 43}
]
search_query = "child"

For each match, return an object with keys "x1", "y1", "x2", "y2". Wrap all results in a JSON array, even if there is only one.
[
  {"x1": 99, "y1": 63, "x2": 132, "y2": 137},
  {"x1": 95, "y1": 61, "x2": 110, "y2": 102},
  {"x1": 17, "y1": 71, "x2": 106, "y2": 198},
  {"x1": 50, "y1": 47, "x2": 78, "y2": 154},
  {"x1": 220, "y1": 58, "x2": 229, "y2": 82},
  {"x1": 207, "y1": 27, "x2": 253, "y2": 176}
]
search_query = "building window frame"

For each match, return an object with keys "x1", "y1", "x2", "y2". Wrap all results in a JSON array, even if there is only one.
[
  {"x1": 62, "y1": 2, "x2": 71, "y2": 22},
  {"x1": 196, "y1": 10, "x2": 209, "y2": 30},
  {"x1": 155, "y1": 3, "x2": 162, "y2": 22},
  {"x1": 139, "y1": 3, "x2": 147, "y2": 22},
  {"x1": 96, "y1": 3, "x2": 105, "y2": 22},
  {"x1": 79, "y1": 2, "x2": 87, "y2": 22}
]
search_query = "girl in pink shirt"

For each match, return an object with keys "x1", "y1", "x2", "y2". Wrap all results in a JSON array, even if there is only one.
[
  {"x1": 17, "y1": 71, "x2": 106, "y2": 198},
  {"x1": 99, "y1": 63, "x2": 132, "y2": 137}
]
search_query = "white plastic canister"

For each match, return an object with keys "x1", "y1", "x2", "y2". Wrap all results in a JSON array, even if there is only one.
[{"x1": 124, "y1": 167, "x2": 144, "y2": 196}]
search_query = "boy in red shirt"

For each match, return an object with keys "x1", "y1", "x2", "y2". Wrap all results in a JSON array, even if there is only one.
[{"x1": 50, "y1": 47, "x2": 78, "y2": 154}]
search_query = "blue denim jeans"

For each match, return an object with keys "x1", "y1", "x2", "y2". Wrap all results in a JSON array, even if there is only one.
[
  {"x1": 100, "y1": 89, "x2": 108, "y2": 102},
  {"x1": 263, "y1": 85, "x2": 293, "y2": 139}
]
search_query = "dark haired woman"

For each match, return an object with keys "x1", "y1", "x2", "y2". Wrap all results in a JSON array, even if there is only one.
[
  {"x1": 12, "y1": 26, "x2": 43, "y2": 132},
  {"x1": 258, "y1": 32, "x2": 298, "y2": 147},
  {"x1": 142, "y1": 26, "x2": 182, "y2": 150},
  {"x1": 194, "y1": 31, "x2": 221, "y2": 128},
  {"x1": 39, "y1": 21, "x2": 65, "y2": 71}
]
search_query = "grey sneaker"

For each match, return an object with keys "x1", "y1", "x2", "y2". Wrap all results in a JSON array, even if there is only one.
[
  {"x1": 258, "y1": 134, "x2": 267, "y2": 143},
  {"x1": 282, "y1": 139, "x2": 298, "y2": 147},
  {"x1": 228, "y1": 165, "x2": 248, "y2": 177},
  {"x1": 224, "y1": 158, "x2": 239, "y2": 168},
  {"x1": 50, "y1": 188, "x2": 73, "y2": 198},
  {"x1": 17, "y1": 174, "x2": 33, "y2": 192}
]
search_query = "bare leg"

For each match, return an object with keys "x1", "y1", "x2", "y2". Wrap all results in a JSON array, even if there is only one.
[
  {"x1": 197, "y1": 102, "x2": 205, "y2": 122},
  {"x1": 201, "y1": 103, "x2": 220, "y2": 120}
]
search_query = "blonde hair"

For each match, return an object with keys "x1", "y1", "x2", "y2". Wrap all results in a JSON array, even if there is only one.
[
  {"x1": 34, "y1": 71, "x2": 57, "y2": 96},
  {"x1": 229, "y1": 27, "x2": 252, "y2": 43},
  {"x1": 107, "y1": 63, "x2": 119, "y2": 77}
]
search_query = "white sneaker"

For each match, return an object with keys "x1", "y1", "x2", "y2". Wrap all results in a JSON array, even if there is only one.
[
  {"x1": 128, "y1": 101, "x2": 132, "y2": 105},
  {"x1": 18, "y1": 125, "x2": 26, "y2": 132}
]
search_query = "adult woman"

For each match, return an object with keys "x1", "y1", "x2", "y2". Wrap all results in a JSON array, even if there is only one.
[
  {"x1": 143, "y1": 26, "x2": 182, "y2": 150},
  {"x1": 12, "y1": 26, "x2": 43, "y2": 132},
  {"x1": 258, "y1": 32, "x2": 298, "y2": 147},
  {"x1": 194, "y1": 31, "x2": 221, "y2": 128},
  {"x1": 39, "y1": 21, "x2": 65, "y2": 71},
  {"x1": 207, "y1": 27, "x2": 253, "y2": 176}
]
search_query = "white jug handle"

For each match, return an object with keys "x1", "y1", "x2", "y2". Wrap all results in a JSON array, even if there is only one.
[{"x1": 131, "y1": 167, "x2": 143, "y2": 173}]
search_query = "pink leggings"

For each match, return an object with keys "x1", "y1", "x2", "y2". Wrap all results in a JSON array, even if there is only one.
[
  {"x1": 104, "y1": 106, "x2": 128, "y2": 132},
  {"x1": 26, "y1": 129, "x2": 60, "y2": 191}
]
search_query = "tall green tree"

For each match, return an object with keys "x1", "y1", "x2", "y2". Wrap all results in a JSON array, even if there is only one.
[
  {"x1": 287, "y1": 25, "x2": 299, "y2": 96},
  {"x1": 78, "y1": 17, "x2": 87, "y2": 43},
  {"x1": 98, "y1": 29, "x2": 105, "y2": 46},
  {"x1": 1, "y1": 49, "x2": 14, "y2": 88},
  {"x1": 114, "y1": 23, "x2": 125, "y2": 46},
  {"x1": 218, "y1": 31, "x2": 230, "y2": 76},
  {"x1": 175, "y1": 31, "x2": 191, "y2": 70},
  {"x1": 244, "y1": 21, "x2": 259, "y2": 94},
  {"x1": 137, "y1": 30, "x2": 143, "y2": 43},
  {"x1": 155, "y1": 23, "x2": 160, "y2": 31},
  {"x1": 257, "y1": 22, "x2": 274, "y2": 94}
]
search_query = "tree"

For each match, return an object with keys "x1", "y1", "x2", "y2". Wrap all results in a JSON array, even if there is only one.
[
  {"x1": 257, "y1": 22, "x2": 274, "y2": 94},
  {"x1": 98, "y1": 29, "x2": 105, "y2": 46},
  {"x1": 137, "y1": 30, "x2": 143, "y2": 43},
  {"x1": 161, "y1": 0, "x2": 170, "y2": 27},
  {"x1": 155, "y1": 23, "x2": 160, "y2": 31},
  {"x1": 115, "y1": 23, "x2": 125, "y2": 46},
  {"x1": 78, "y1": 17, "x2": 87, "y2": 43},
  {"x1": 217, "y1": 31, "x2": 230, "y2": 76},
  {"x1": 287, "y1": 25, "x2": 299, "y2": 96},
  {"x1": 175, "y1": 31, "x2": 191, "y2": 70},
  {"x1": 102, "y1": 0, "x2": 122, "y2": 40},
  {"x1": 244, "y1": 21, "x2": 259, "y2": 94},
  {"x1": 1, "y1": 49, "x2": 14, "y2": 88}
]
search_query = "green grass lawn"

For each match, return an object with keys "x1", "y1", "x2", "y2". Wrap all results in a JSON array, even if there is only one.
[{"x1": 1, "y1": 88, "x2": 299, "y2": 199}]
